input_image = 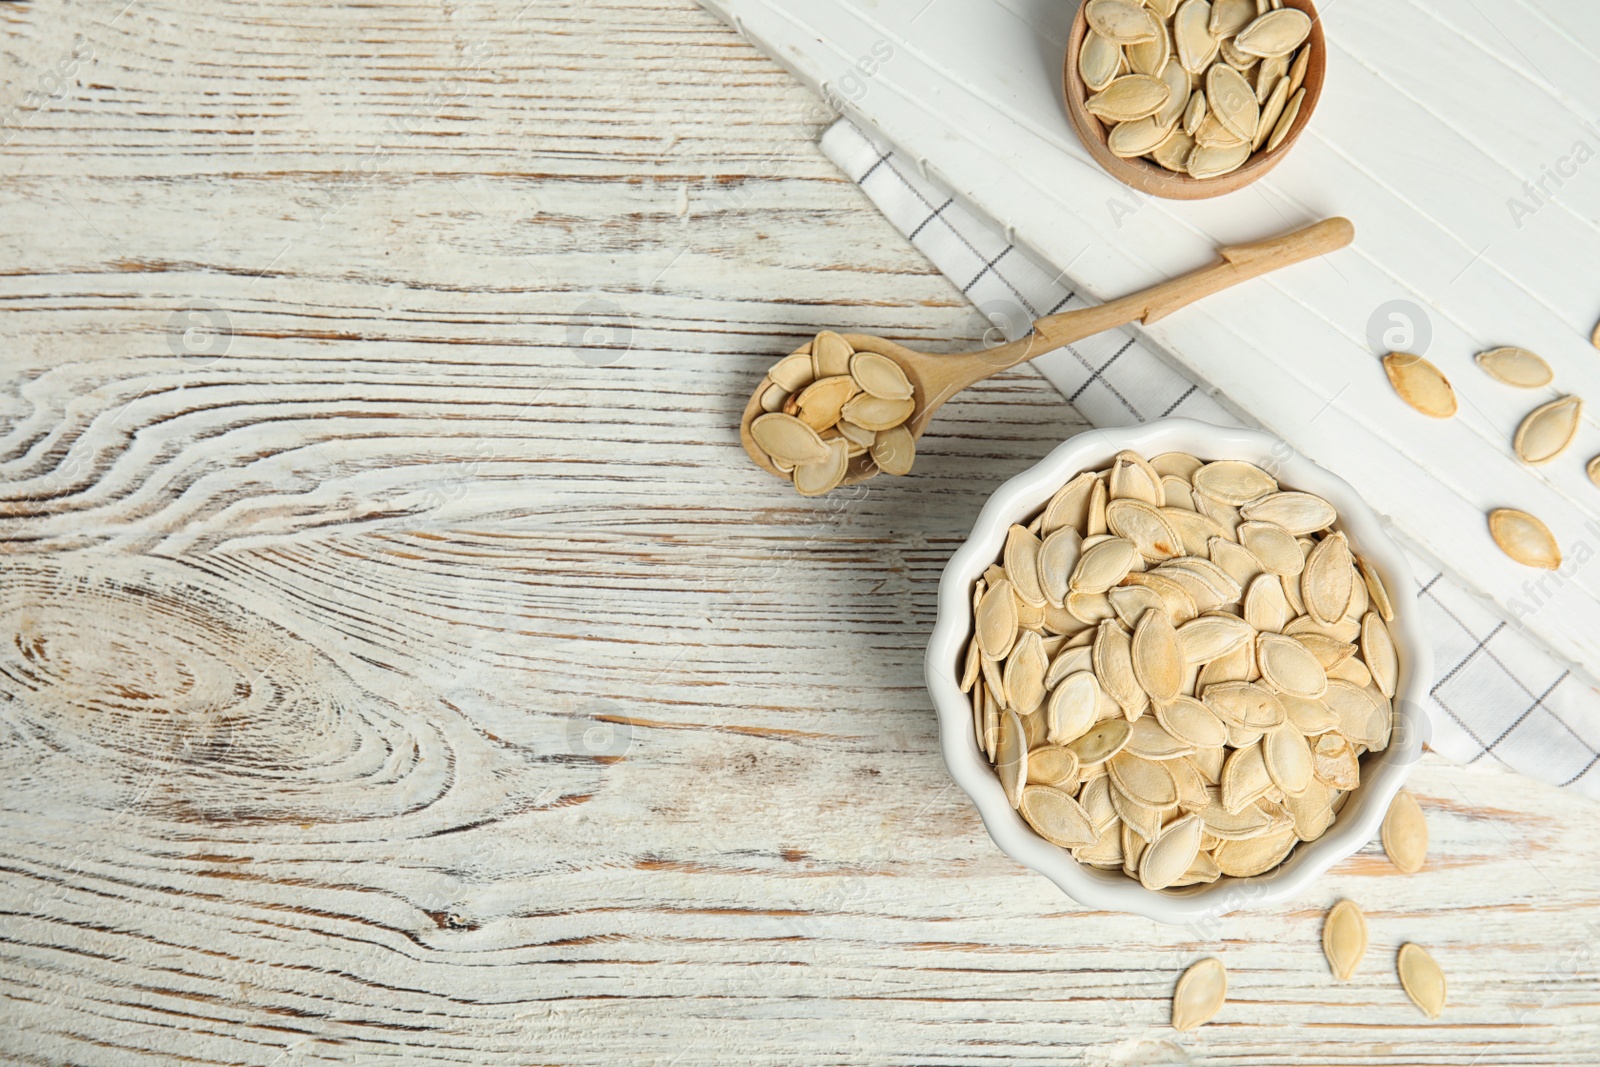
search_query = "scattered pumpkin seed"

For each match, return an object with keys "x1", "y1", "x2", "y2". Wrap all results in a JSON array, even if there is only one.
[
  {"x1": 1383, "y1": 352, "x2": 1457, "y2": 418},
  {"x1": 1488, "y1": 508, "x2": 1561, "y2": 570},
  {"x1": 1397, "y1": 943, "x2": 1446, "y2": 1019},
  {"x1": 1381, "y1": 789, "x2": 1428, "y2": 873},
  {"x1": 1171, "y1": 958, "x2": 1227, "y2": 1031},
  {"x1": 1322, "y1": 900, "x2": 1368, "y2": 980}
]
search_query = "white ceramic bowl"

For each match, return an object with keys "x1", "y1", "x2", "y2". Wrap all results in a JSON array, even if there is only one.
[{"x1": 925, "y1": 419, "x2": 1433, "y2": 925}]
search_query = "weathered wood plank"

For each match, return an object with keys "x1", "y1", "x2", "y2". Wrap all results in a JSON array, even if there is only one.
[{"x1": 1, "y1": 0, "x2": 1598, "y2": 1064}]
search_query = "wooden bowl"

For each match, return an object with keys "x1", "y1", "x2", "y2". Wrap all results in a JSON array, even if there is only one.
[{"x1": 1062, "y1": 0, "x2": 1326, "y2": 200}]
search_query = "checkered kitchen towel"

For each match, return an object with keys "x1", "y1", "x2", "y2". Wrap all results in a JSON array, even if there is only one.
[{"x1": 821, "y1": 119, "x2": 1600, "y2": 796}]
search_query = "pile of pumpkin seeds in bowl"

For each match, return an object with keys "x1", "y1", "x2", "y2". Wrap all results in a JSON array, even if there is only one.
[
  {"x1": 1079, "y1": 0, "x2": 1315, "y2": 179},
  {"x1": 749, "y1": 331, "x2": 916, "y2": 496},
  {"x1": 962, "y1": 449, "x2": 1400, "y2": 891}
]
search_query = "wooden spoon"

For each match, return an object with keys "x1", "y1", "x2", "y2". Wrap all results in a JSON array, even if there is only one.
[{"x1": 740, "y1": 217, "x2": 1354, "y2": 486}]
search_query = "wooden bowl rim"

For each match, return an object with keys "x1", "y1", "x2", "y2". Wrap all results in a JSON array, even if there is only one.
[{"x1": 1062, "y1": 0, "x2": 1326, "y2": 200}]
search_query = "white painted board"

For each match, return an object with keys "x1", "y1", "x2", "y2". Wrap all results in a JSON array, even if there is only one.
[{"x1": 696, "y1": 0, "x2": 1600, "y2": 682}]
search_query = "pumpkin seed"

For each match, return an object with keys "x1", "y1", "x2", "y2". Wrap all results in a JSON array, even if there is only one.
[
  {"x1": 1069, "y1": 717, "x2": 1134, "y2": 764},
  {"x1": 1174, "y1": 0, "x2": 1219, "y2": 74},
  {"x1": 1171, "y1": 959, "x2": 1228, "y2": 1036},
  {"x1": 792, "y1": 438, "x2": 849, "y2": 496},
  {"x1": 1488, "y1": 508, "x2": 1561, "y2": 569},
  {"x1": 1163, "y1": 507, "x2": 1225, "y2": 557},
  {"x1": 1127, "y1": 19, "x2": 1172, "y2": 76},
  {"x1": 1322, "y1": 900, "x2": 1368, "y2": 980},
  {"x1": 1133, "y1": 610, "x2": 1186, "y2": 703},
  {"x1": 1285, "y1": 777, "x2": 1337, "y2": 840},
  {"x1": 846, "y1": 353, "x2": 909, "y2": 403},
  {"x1": 841, "y1": 392, "x2": 915, "y2": 432},
  {"x1": 768, "y1": 351, "x2": 815, "y2": 392},
  {"x1": 1220, "y1": 741, "x2": 1273, "y2": 812},
  {"x1": 1005, "y1": 525, "x2": 1047, "y2": 607},
  {"x1": 1213, "y1": 826, "x2": 1297, "y2": 875},
  {"x1": 1028, "y1": 744, "x2": 1082, "y2": 789},
  {"x1": 1156, "y1": 695, "x2": 1231, "y2": 748},
  {"x1": 1303, "y1": 532, "x2": 1354, "y2": 626},
  {"x1": 1086, "y1": 0, "x2": 1161, "y2": 43},
  {"x1": 997, "y1": 709, "x2": 1028, "y2": 807},
  {"x1": 1079, "y1": 29, "x2": 1124, "y2": 91},
  {"x1": 1194, "y1": 459, "x2": 1278, "y2": 505},
  {"x1": 1258, "y1": 632, "x2": 1329, "y2": 698},
  {"x1": 1244, "y1": 573, "x2": 1293, "y2": 633},
  {"x1": 1178, "y1": 613, "x2": 1255, "y2": 662},
  {"x1": 1183, "y1": 89, "x2": 1208, "y2": 135},
  {"x1": 1141, "y1": 813, "x2": 1204, "y2": 890},
  {"x1": 1360, "y1": 612, "x2": 1398, "y2": 698},
  {"x1": 1151, "y1": 126, "x2": 1196, "y2": 171},
  {"x1": 751, "y1": 412, "x2": 830, "y2": 466},
  {"x1": 1397, "y1": 944, "x2": 1446, "y2": 1019},
  {"x1": 1239, "y1": 491, "x2": 1336, "y2": 535},
  {"x1": 1038, "y1": 527, "x2": 1084, "y2": 606},
  {"x1": 1043, "y1": 472, "x2": 1099, "y2": 535},
  {"x1": 760, "y1": 383, "x2": 789, "y2": 413},
  {"x1": 1286, "y1": 44, "x2": 1310, "y2": 95},
  {"x1": 1048, "y1": 671, "x2": 1102, "y2": 744},
  {"x1": 1110, "y1": 751, "x2": 1180, "y2": 807},
  {"x1": 1254, "y1": 52, "x2": 1287, "y2": 103},
  {"x1": 1004, "y1": 631, "x2": 1049, "y2": 713},
  {"x1": 1073, "y1": 537, "x2": 1140, "y2": 593},
  {"x1": 977, "y1": 579, "x2": 1019, "y2": 659},
  {"x1": 1234, "y1": 7, "x2": 1311, "y2": 56},
  {"x1": 1382, "y1": 789, "x2": 1428, "y2": 873},
  {"x1": 1206, "y1": 64, "x2": 1259, "y2": 141},
  {"x1": 1384, "y1": 352, "x2": 1457, "y2": 418},
  {"x1": 1020, "y1": 784, "x2": 1099, "y2": 847},
  {"x1": 1109, "y1": 116, "x2": 1179, "y2": 157},
  {"x1": 1263, "y1": 723, "x2": 1313, "y2": 796},
  {"x1": 1475, "y1": 346, "x2": 1552, "y2": 388},
  {"x1": 1187, "y1": 140, "x2": 1251, "y2": 178},
  {"x1": 1513, "y1": 395, "x2": 1582, "y2": 464},
  {"x1": 1265, "y1": 86, "x2": 1303, "y2": 151},
  {"x1": 1108, "y1": 499, "x2": 1185, "y2": 560},
  {"x1": 793, "y1": 375, "x2": 859, "y2": 431},
  {"x1": 811, "y1": 331, "x2": 853, "y2": 377},
  {"x1": 1154, "y1": 59, "x2": 1192, "y2": 128},
  {"x1": 1086, "y1": 74, "x2": 1171, "y2": 122},
  {"x1": 1209, "y1": 0, "x2": 1257, "y2": 38},
  {"x1": 1252, "y1": 75, "x2": 1290, "y2": 150},
  {"x1": 870, "y1": 424, "x2": 915, "y2": 475},
  {"x1": 1590, "y1": 455, "x2": 1600, "y2": 489}
]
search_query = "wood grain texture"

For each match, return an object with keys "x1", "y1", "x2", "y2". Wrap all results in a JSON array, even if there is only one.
[{"x1": 1, "y1": 0, "x2": 1598, "y2": 1064}]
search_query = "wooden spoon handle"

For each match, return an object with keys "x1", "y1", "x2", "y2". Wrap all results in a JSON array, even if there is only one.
[
  {"x1": 1038, "y1": 216, "x2": 1353, "y2": 344},
  {"x1": 975, "y1": 217, "x2": 1354, "y2": 371}
]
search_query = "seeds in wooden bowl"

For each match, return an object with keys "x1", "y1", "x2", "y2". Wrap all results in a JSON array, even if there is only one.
[
  {"x1": 1076, "y1": 0, "x2": 1314, "y2": 179},
  {"x1": 752, "y1": 332, "x2": 916, "y2": 494},
  {"x1": 967, "y1": 451, "x2": 1399, "y2": 890}
]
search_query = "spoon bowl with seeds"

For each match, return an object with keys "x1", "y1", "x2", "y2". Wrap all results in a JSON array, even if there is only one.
[{"x1": 741, "y1": 217, "x2": 1354, "y2": 495}]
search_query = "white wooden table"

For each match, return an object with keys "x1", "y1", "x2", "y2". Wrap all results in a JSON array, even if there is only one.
[{"x1": 1, "y1": 1, "x2": 1598, "y2": 1063}]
